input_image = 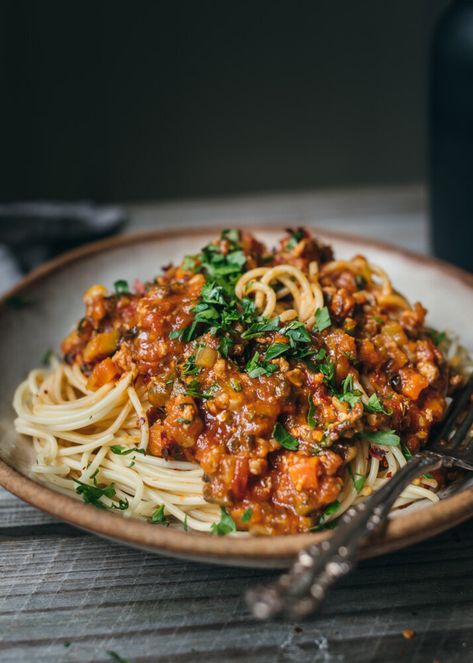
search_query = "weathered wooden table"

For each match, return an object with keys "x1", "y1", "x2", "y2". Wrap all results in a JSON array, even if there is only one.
[{"x1": 2, "y1": 186, "x2": 472, "y2": 663}]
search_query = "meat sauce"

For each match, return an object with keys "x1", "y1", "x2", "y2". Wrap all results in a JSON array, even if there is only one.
[{"x1": 62, "y1": 230, "x2": 450, "y2": 534}]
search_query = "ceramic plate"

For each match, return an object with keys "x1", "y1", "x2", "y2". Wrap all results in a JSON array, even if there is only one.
[{"x1": 1, "y1": 227, "x2": 472, "y2": 568}]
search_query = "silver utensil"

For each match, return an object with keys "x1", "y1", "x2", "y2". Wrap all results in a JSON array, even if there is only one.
[{"x1": 246, "y1": 374, "x2": 473, "y2": 620}]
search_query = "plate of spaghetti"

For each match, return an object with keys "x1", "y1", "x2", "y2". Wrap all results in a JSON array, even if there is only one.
[{"x1": 1, "y1": 227, "x2": 473, "y2": 566}]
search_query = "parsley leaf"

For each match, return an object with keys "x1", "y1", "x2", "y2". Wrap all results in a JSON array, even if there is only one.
[
  {"x1": 150, "y1": 504, "x2": 169, "y2": 525},
  {"x1": 211, "y1": 507, "x2": 236, "y2": 535},
  {"x1": 363, "y1": 429, "x2": 401, "y2": 446},
  {"x1": 110, "y1": 445, "x2": 146, "y2": 456},
  {"x1": 182, "y1": 254, "x2": 199, "y2": 272},
  {"x1": 185, "y1": 379, "x2": 211, "y2": 399},
  {"x1": 311, "y1": 499, "x2": 340, "y2": 531},
  {"x1": 273, "y1": 422, "x2": 299, "y2": 450},
  {"x1": 364, "y1": 393, "x2": 392, "y2": 415},
  {"x1": 221, "y1": 229, "x2": 240, "y2": 244},
  {"x1": 112, "y1": 498, "x2": 129, "y2": 511},
  {"x1": 338, "y1": 374, "x2": 362, "y2": 408},
  {"x1": 348, "y1": 466, "x2": 366, "y2": 493},
  {"x1": 41, "y1": 348, "x2": 54, "y2": 366},
  {"x1": 314, "y1": 307, "x2": 331, "y2": 332},
  {"x1": 265, "y1": 342, "x2": 290, "y2": 361},
  {"x1": 401, "y1": 445, "x2": 413, "y2": 461},
  {"x1": 285, "y1": 229, "x2": 305, "y2": 251},
  {"x1": 169, "y1": 322, "x2": 198, "y2": 342},
  {"x1": 241, "y1": 316, "x2": 280, "y2": 340},
  {"x1": 245, "y1": 352, "x2": 279, "y2": 378},
  {"x1": 426, "y1": 327, "x2": 447, "y2": 347},
  {"x1": 114, "y1": 279, "x2": 129, "y2": 295},
  {"x1": 241, "y1": 507, "x2": 253, "y2": 523},
  {"x1": 74, "y1": 478, "x2": 116, "y2": 509},
  {"x1": 107, "y1": 652, "x2": 132, "y2": 663},
  {"x1": 182, "y1": 355, "x2": 200, "y2": 376},
  {"x1": 281, "y1": 320, "x2": 312, "y2": 346}
]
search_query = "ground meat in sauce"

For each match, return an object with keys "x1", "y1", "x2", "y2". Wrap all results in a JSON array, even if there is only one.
[{"x1": 61, "y1": 229, "x2": 453, "y2": 535}]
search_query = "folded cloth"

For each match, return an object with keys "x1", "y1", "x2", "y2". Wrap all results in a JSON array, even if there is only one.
[{"x1": 0, "y1": 202, "x2": 128, "y2": 273}]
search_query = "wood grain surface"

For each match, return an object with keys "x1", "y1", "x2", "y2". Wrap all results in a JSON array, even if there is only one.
[
  {"x1": 1, "y1": 487, "x2": 473, "y2": 663},
  {"x1": 1, "y1": 187, "x2": 472, "y2": 662}
]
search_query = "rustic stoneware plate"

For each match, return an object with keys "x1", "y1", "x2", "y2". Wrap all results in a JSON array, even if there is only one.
[{"x1": 1, "y1": 227, "x2": 473, "y2": 568}]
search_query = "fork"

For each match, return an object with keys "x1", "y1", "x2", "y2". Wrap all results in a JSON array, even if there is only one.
[{"x1": 246, "y1": 374, "x2": 473, "y2": 621}]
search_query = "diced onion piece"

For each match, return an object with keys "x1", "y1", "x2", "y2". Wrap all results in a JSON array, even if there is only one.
[
  {"x1": 83, "y1": 284, "x2": 108, "y2": 305},
  {"x1": 195, "y1": 346, "x2": 217, "y2": 368},
  {"x1": 148, "y1": 380, "x2": 172, "y2": 407},
  {"x1": 83, "y1": 330, "x2": 118, "y2": 363}
]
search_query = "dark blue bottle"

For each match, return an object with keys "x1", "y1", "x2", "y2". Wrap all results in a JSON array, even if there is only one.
[{"x1": 430, "y1": 0, "x2": 473, "y2": 272}]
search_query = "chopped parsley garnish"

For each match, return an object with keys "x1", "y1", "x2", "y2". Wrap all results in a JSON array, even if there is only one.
[
  {"x1": 314, "y1": 307, "x2": 331, "y2": 333},
  {"x1": 74, "y1": 477, "x2": 116, "y2": 509},
  {"x1": 110, "y1": 445, "x2": 146, "y2": 456},
  {"x1": 373, "y1": 315, "x2": 384, "y2": 325},
  {"x1": 184, "y1": 379, "x2": 212, "y2": 399},
  {"x1": 107, "y1": 652, "x2": 132, "y2": 663},
  {"x1": 426, "y1": 327, "x2": 446, "y2": 347},
  {"x1": 364, "y1": 393, "x2": 392, "y2": 415},
  {"x1": 211, "y1": 507, "x2": 237, "y2": 535},
  {"x1": 311, "y1": 500, "x2": 340, "y2": 531},
  {"x1": 113, "y1": 498, "x2": 129, "y2": 511},
  {"x1": 265, "y1": 342, "x2": 290, "y2": 361},
  {"x1": 363, "y1": 429, "x2": 401, "y2": 446},
  {"x1": 41, "y1": 348, "x2": 54, "y2": 366},
  {"x1": 241, "y1": 316, "x2": 280, "y2": 340},
  {"x1": 183, "y1": 514, "x2": 189, "y2": 531},
  {"x1": 182, "y1": 254, "x2": 199, "y2": 272},
  {"x1": 315, "y1": 349, "x2": 335, "y2": 384},
  {"x1": 113, "y1": 279, "x2": 129, "y2": 295},
  {"x1": 176, "y1": 417, "x2": 191, "y2": 425},
  {"x1": 241, "y1": 507, "x2": 253, "y2": 523},
  {"x1": 230, "y1": 378, "x2": 242, "y2": 392},
  {"x1": 356, "y1": 274, "x2": 367, "y2": 290},
  {"x1": 281, "y1": 320, "x2": 312, "y2": 346},
  {"x1": 348, "y1": 466, "x2": 366, "y2": 493},
  {"x1": 182, "y1": 355, "x2": 200, "y2": 376},
  {"x1": 245, "y1": 351, "x2": 278, "y2": 378},
  {"x1": 221, "y1": 228, "x2": 240, "y2": 244},
  {"x1": 150, "y1": 504, "x2": 169, "y2": 525},
  {"x1": 401, "y1": 445, "x2": 413, "y2": 461},
  {"x1": 169, "y1": 323, "x2": 198, "y2": 342},
  {"x1": 286, "y1": 229, "x2": 305, "y2": 251},
  {"x1": 307, "y1": 394, "x2": 317, "y2": 429},
  {"x1": 338, "y1": 374, "x2": 362, "y2": 408},
  {"x1": 273, "y1": 422, "x2": 299, "y2": 450}
]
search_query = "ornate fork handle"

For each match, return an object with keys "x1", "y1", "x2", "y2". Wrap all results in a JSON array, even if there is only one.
[{"x1": 246, "y1": 450, "x2": 444, "y2": 621}]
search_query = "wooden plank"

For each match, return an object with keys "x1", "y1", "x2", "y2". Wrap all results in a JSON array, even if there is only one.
[{"x1": 1, "y1": 505, "x2": 473, "y2": 662}]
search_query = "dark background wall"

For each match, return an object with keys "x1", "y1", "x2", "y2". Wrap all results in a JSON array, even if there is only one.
[{"x1": 0, "y1": 0, "x2": 449, "y2": 203}]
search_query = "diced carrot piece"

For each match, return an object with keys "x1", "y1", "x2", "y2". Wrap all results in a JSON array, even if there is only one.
[
  {"x1": 87, "y1": 357, "x2": 120, "y2": 390},
  {"x1": 149, "y1": 423, "x2": 166, "y2": 457},
  {"x1": 83, "y1": 330, "x2": 119, "y2": 363},
  {"x1": 288, "y1": 457, "x2": 321, "y2": 491},
  {"x1": 399, "y1": 367, "x2": 429, "y2": 401}
]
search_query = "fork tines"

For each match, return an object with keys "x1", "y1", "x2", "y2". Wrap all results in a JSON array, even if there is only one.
[{"x1": 431, "y1": 374, "x2": 473, "y2": 454}]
